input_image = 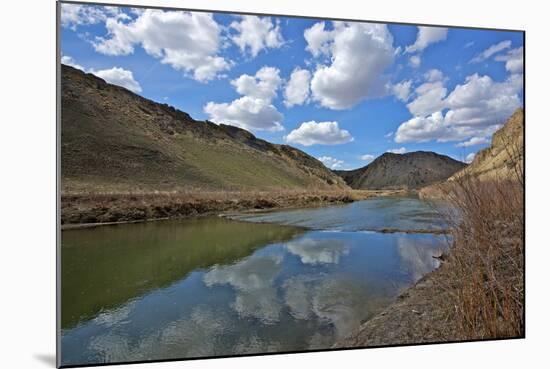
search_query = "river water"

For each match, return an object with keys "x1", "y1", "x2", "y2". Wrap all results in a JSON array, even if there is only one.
[{"x1": 60, "y1": 196, "x2": 449, "y2": 366}]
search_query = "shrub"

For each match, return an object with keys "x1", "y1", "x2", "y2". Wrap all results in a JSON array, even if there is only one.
[{"x1": 438, "y1": 176, "x2": 524, "y2": 339}]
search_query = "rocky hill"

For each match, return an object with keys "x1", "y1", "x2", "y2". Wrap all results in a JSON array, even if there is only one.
[
  {"x1": 335, "y1": 151, "x2": 466, "y2": 190},
  {"x1": 60, "y1": 65, "x2": 348, "y2": 193},
  {"x1": 451, "y1": 108, "x2": 524, "y2": 181}
]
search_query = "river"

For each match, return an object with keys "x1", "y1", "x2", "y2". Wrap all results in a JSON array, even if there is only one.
[{"x1": 60, "y1": 195, "x2": 450, "y2": 366}]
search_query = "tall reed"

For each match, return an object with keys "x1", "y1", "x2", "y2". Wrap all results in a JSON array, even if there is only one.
[{"x1": 438, "y1": 175, "x2": 524, "y2": 339}]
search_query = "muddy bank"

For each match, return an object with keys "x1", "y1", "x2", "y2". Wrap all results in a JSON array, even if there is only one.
[
  {"x1": 334, "y1": 260, "x2": 458, "y2": 348},
  {"x1": 61, "y1": 189, "x2": 405, "y2": 227}
]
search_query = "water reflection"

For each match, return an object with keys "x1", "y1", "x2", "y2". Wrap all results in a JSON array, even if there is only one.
[
  {"x1": 397, "y1": 236, "x2": 449, "y2": 282},
  {"x1": 282, "y1": 274, "x2": 374, "y2": 339},
  {"x1": 61, "y1": 198, "x2": 449, "y2": 366},
  {"x1": 61, "y1": 217, "x2": 302, "y2": 329},
  {"x1": 311, "y1": 277, "x2": 374, "y2": 339},
  {"x1": 204, "y1": 254, "x2": 284, "y2": 324},
  {"x1": 285, "y1": 238, "x2": 350, "y2": 264},
  {"x1": 86, "y1": 306, "x2": 234, "y2": 362}
]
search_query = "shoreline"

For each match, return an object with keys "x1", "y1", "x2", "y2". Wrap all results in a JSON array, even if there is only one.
[
  {"x1": 335, "y1": 198, "x2": 523, "y2": 347},
  {"x1": 334, "y1": 260, "x2": 458, "y2": 348},
  {"x1": 61, "y1": 181, "x2": 523, "y2": 348},
  {"x1": 61, "y1": 189, "x2": 407, "y2": 229}
]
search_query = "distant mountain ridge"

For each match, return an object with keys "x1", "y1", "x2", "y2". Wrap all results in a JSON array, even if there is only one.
[
  {"x1": 61, "y1": 65, "x2": 348, "y2": 193},
  {"x1": 335, "y1": 151, "x2": 466, "y2": 190}
]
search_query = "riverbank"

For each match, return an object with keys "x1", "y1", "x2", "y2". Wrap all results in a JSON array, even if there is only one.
[
  {"x1": 61, "y1": 189, "x2": 405, "y2": 227},
  {"x1": 336, "y1": 178, "x2": 524, "y2": 347},
  {"x1": 335, "y1": 260, "x2": 456, "y2": 347}
]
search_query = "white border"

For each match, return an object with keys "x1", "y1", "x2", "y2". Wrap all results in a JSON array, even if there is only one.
[{"x1": 1, "y1": 0, "x2": 547, "y2": 368}]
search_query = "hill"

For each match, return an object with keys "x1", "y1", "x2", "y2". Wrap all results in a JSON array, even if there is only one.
[
  {"x1": 451, "y1": 108, "x2": 524, "y2": 181},
  {"x1": 60, "y1": 65, "x2": 348, "y2": 193},
  {"x1": 334, "y1": 151, "x2": 466, "y2": 190}
]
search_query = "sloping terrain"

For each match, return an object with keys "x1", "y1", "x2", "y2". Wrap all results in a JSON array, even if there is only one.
[
  {"x1": 61, "y1": 65, "x2": 348, "y2": 193},
  {"x1": 335, "y1": 151, "x2": 466, "y2": 190},
  {"x1": 451, "y1": 108, "x2": 524, "y2": 181}
]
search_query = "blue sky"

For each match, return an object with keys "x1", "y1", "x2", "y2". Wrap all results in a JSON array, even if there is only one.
[{"x1": 60, "y1": 3, "x2": 524, "y2": 170}]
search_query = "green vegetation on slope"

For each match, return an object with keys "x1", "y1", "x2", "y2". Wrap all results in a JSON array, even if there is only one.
[{"x1": 61, "y1": 65, "x2": 348, "y2": 193}]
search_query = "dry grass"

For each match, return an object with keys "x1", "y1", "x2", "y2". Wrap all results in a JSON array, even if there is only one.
[
  {"x1": 437, "y1": 176, "x2": 524, "y2": 339},
  {"x1": 61, "y1": 189, "x2": 403, "y2": 226},
  {"x1": 437, "y1": 131, "x2": 524, "y2": 340}
]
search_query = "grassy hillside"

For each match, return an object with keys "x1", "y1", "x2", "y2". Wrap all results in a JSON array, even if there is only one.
[
  {"x1": 61, "y1": 65, "x2": 348, "y2": 194},
  {"x1": 335, "y1": 151, "x2": 466, "y2": 190}
]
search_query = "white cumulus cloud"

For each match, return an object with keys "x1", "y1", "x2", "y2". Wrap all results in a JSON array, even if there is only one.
[
  {"x1": 395, "y1": 112, "x2": 449, "y2": 143},
  {"x1": 204, "y1": 98, "x2": 283, "y2": 132},
  {"x1": 93, "y1": 67, "x2": 142, "y2": 93},
  {"x1": 455, "y1": 136, "x2": 491, "y2": 147},
  {"x1": 305, "y1": 22, "x2": 395, "y2": 110},
  {"x1": 395, "y1": 73, "x2": 522, "y2": 144},
  {"x1": 283, "y1": 68, "x2": 311, "y2": 107},
  {"x1": 406, "y1": 80, "x2": 447, "y2": 117},
  {"x1": 60, "y1": 4, "x2": 127, "y2": 30},
  {"x1": 395, "y1": 112, "x2": 502, "y2": 144},
  {"x1": 304, "y1": 22, "x2": 333, "y2": 57},
  {"x1": 318, "y1": 156, "x2": 345, "y2": 170},
  {"x1": 61, "y1": 55, "x2": 85, "y2": 71},
  {"x1": 285, "y1": 121, "x2": 353, "y2": 146},
  {"x1": 204, "y1": 66, "x2": 284, "y2": 132},
  {"x1": 444, "y1": 73, "x2": 522, "y2": 126},
  {"x1": 92, "y1": 9, "x2": 230, "y2": 82},
  {"x1": 231, "y1": 66, "x2": 282, "y2": 101},
  {"x1": 405, "y1": 26, "x2": 448, "y2": 53},
  {"x1": 61, "y1": 55, "x2": 142, "y2": 93},
  {"x1": 230, "y1": 15, "x2": 284, "y2": 57}
]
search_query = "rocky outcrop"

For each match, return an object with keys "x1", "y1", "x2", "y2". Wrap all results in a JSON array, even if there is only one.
[{"x1": 451, "y1": 108, "x2": 524, "y2": 181}]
